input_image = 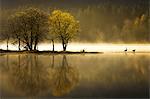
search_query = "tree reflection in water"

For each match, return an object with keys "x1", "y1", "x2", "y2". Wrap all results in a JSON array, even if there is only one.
[
  {"x1": 9, "y1": 54, "x2": 51, "y2": 96},
  {"x1": 0, "y1": 54, "x2": 9, "y2": 72},
  {"x1": 2, "y1": 54, "x2": 79, "y2": 97},
  {"x1": 51, "y1": 55, "x2": 79, "y2": 97}
]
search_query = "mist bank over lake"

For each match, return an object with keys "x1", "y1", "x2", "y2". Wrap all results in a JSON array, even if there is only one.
[{"x1": 0, "y1": 43, "x2": 150, "y2": 53}]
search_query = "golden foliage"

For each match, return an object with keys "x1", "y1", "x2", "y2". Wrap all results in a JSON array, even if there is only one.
[{"x1": 49, "y1": 10, "x2": 80, "y2": 44}]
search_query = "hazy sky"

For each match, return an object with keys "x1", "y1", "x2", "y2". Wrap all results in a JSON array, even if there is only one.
[{"x1": 1, "y1": 0, "x2": 148, "y2": 9}]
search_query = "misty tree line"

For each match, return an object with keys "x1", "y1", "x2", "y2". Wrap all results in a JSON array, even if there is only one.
[
  {"x1": 0, "y1": 7, "x2": 79, "y2": 51},
  {"x1": 73, "y1": 3, "x2": 149, "y2": 42}
]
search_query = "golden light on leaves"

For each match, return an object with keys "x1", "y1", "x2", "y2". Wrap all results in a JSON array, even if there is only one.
[{"x1": 49, "y1": 10, "x2": 80, "y2": 51}]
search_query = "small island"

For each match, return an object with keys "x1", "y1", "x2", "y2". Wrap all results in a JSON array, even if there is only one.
[{"x1": 0, "y1": 49, "x2": 102, "y2": 54}]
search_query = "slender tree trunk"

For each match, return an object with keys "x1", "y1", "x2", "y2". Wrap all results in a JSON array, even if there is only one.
[
  {"x1": 62, "y1": 39, "x2": 67, "y2": 51},
  {"x1": 63, "y1": 44, "x2": 67, "y2": 51},
  {"x1": 63, "y1": 45, "x2": 67, "y2": 51},
  {"x1": 52, "y1": 39, "x2": 54, "y2": 52},
  {"x1": 34, "y1": 43, "x2": 37, "y2": 50},
  {"x1": 29, "y1": 44, "x2": 32, "y2": 51},
  {"x1": 30, "y1": 28, "x2": 33, "y2": 51},
  {"x1": 34, "y1": 44, "x2": 37, "y2": 50},
  {"x1": 37, "y1": 45, "x2": 38, "y2": 50},
  {"x1": 34, "y1": 25, "x2": 39, "y2": 51},
  {"x1": 27, "y1": 42, "x2": 30, "y2": 51},
  {"x1": 34, "y1": 38, "x2": 38, "y2": 50},
  {"x1": 30, "y1": 41, "x2": 33, "y2": 51},
  {"x1": 18, "y1": 38, "x2": 21, "y2": 51},
  {"x1": 6, "y1": 39, "x2": 9, "y2": 51},
  {"x1": 29, "y1": 45, "x2": 32, "y2": 51}
]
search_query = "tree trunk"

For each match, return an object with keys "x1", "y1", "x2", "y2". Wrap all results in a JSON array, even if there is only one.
[
  {"x1": 34, "y1": 38, "x2": 38, "y2": 50},
  {"x1": 28, "y1": 44, "x2": 32, "y2": 51},
  {"x1": 34, "y1": 44, "x2": 37, "y2": 50},
  {"x1": 34, "y1": 43, "x2": 37, "y2": 50},
  {"x1": 34, "y1": 43, "x2": 38, "y2": 50},
  {"x1": 63, "y1": 46, "x2": 66, "y2": 51},
  {"x1": 62, "y1": 39, "x2": 67, "y2": 51},
  {"x1": 63, "y1": 44, "x2": 67, "y2": 51},
  {"x1": 52, "y1": 39, "x2": 54, "y2": 52},
  {"x1": 18, "y1": 38, "x2": 21, "y2": 51},
  {"x1": 30, "y1": 28, "x2": 33, "y2": 51},
  {"x1": 6, "y1": 39, "x2": 9, "y2": 51},
  {"x1": 29, "y1": 46, "x2": 32, "y2": 51},
  {"x1": 27, "y1": 42, "x2": 30, "y2": 51},
  {"x1": 34, "y1": 25, "x2": 40, "y2": 51}
]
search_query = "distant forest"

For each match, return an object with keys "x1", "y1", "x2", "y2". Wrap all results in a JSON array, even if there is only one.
[{"x1": 0, "y1": 0, "x2": 149, "y2": 43}]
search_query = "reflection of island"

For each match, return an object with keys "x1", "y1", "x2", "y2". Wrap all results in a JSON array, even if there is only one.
[
  {"x1": 51, "y1": 55, "x2": 79, "y2": 96},
  {"x1": 1, "y1": 54, "x2": 79, "y2": 97},
  {"x1": 9, "y1": 54, "x2": 51, "y2": 96}
]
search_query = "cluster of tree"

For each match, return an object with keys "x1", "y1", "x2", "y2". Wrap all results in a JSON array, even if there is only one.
[{"x1": 0, "y1": 7, "x2": 79, "y2": 51}]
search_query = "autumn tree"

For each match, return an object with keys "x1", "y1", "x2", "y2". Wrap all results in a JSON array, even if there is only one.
[
  {"x1": 49, "y1": 10, "x2": 79, "y2": 51},
  {"x1": 8, "y1": 7, "x2": 49, "y2": 51}
]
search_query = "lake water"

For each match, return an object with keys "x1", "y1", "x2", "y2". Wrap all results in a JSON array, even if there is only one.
[{"x1": 0, "y1": 53, "x2": 149, "y2": 98}]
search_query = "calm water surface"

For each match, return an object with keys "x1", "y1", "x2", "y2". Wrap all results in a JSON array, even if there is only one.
[{"x1": 0, "y1": 53, "x2": 149, "y2": 98}]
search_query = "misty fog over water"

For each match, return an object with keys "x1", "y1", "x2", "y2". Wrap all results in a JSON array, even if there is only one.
[{"x1": 0, "y1": 43, "x2": 150, "y2": 52}]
